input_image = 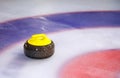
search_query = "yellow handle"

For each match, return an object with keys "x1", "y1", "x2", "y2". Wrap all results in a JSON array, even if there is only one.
[{"x1": 28, "y1": 34, "x2": 51, "y2": 46}]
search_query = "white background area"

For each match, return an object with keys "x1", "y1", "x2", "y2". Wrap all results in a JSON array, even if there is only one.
[
  {"x1": 1, "y1": 28, "x2": 120, "y2": 78},
  {"x1": 16, "y1": 28, "x2": 120, "y2": 78},
  {"x1": 0, "y1": 0, "x2": 120, "y2": 22}
]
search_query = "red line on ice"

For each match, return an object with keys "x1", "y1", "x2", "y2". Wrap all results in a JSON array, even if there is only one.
[{"x1": 60, "y1": 49, "x2": 120, "y2": 78}]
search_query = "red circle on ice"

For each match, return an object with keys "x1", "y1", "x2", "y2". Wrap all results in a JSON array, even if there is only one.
[{"x1": 60, "y1": 49, "x2": 120, "y2": 78}]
